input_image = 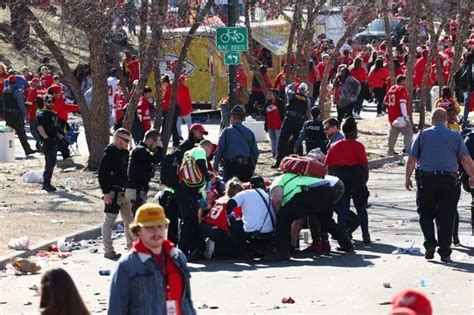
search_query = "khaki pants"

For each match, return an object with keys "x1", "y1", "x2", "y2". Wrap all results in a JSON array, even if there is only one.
[
  {"x1": 388, "y1": 120, "x2": 414, "y2": 153},
  {"x1": 101, "y1": 191, "x2": 134, "y2": 253}
]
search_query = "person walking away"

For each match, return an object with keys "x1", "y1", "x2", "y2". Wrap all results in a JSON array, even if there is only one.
[
  {"x1": 176, "y1": 140, "x2": 213, "y2": 260},
  {"x1": 176, "y1": 75, "x2": 193, "y2": 139},
  {"x1": 453, "y1": 49, "x2": 473, "y2": 128},
  {"x1": 48, "y1": 84, "x2": 80, "y2": 160},
  {"x1": 131, "y1": 86, "x2": 152, "y2": 144},
  {"x1": 368, "y1": 57, "x2": 389, "y2": 116},
  {"x1": 161, "y1": 75, "x2": 181, "y2": 147},
  {"x1": 269, "y1": 172, "x2": 353, "y2": 260},
  {"x1": 414, "y1": 49, "x2": 433, "y2": 112},
  {"x1": 384, "y1": 75, "x2": 414, "y2": 156},
  {"x1": 98, "y1": 128, "x2": 134, "y2": 260},
  {"x1": 214, "y1": 106, "x2": 259, "y2": 182},
  {"x1": 294, "y1": 106, "x2": 328, "y2": 155},
  {"x1": 236, "y1": 65, "x2": 249, "y2": 107},
  {"x1": 218, "y1": 94, "x2": 231, "y2": 131},
  {"x1": 325, "y1": 117, "x2": 371, "y2": 243},
  {"x1": 178, "y1": 123, "x2": 208, "y2": 154},
  {"x1": 405, "y1": 108, "x2": 474, "y2": 262},
  {"x1": 36, "y1": 95, "x2": 62, "y2": 192},
  {"x1": 127, "y1": 129, "x2": 164, "y2": 216},
  {"x1": 26, "y1": 78, "x2": 47, "y2": 151},
  {"x1": 334, "y1": 67, "x2": 361, "y2": 122},
  {"x1": 273, "y1": 83, "x2": 311, "y2": 168},
  {"x1": 108, "y1": 203, "x2": 196, "y2": 315},
  {"x1": 349, "y1": 57, "x2": 368, "y2": 118},
  {"x1": 38, "y1": 268, "x2": 90, "y2": 315},
  {"x1": 264, "y1": 89, "x2": 284, "y2": 157},
  {"x1": 3, "y1": 75, "x2": 36, "y2": 155}
]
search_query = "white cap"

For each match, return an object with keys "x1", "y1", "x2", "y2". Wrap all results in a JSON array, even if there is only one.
[{"x1": 298, "y1": 82, "x2": 308, "y2": 93}]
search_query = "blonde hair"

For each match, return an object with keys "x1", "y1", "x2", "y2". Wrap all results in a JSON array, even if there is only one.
[{"x1": 225, "y1": 177, "x2": 243, "y2": 198}]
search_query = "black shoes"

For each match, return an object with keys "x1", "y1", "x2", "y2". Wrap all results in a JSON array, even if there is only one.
[
  {"x1": 362, "y1": 234, "x2": 372, "y2": 245},
  {"x1": 424, "y1": 248, "x2": 435, "y2": 260},
  {"x1": 42, "y1": 185, "x2": 57, "y2": 193},
  {"x1": 25, "y1": 149, "x2": 37, "y2": 156},
  {"x1": 440, "y1": 255, "x2": 453, "y2": 263}
]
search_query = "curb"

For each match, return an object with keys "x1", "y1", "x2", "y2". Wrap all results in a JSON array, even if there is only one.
[{"x1": 0, "y1": 155, "x2": 404, "y2": 270}]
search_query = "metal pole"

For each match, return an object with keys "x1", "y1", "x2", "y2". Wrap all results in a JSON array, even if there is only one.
[{"x1": 228, "y1": 0, "x2": 238, "y2": 109}]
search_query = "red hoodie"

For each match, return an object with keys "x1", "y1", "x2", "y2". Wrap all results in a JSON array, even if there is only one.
[
  {"x1": 414, "y1": 56, "x2": 432, "y2": 88},
  {"x1": 368, "y1": 67, "x2": 389, "y2": 89},
  {"x1": 132, "y1": 239, "x2": 184, "y2": 315},
  {"x1": 177, "y1": 79, "x2": 192, "y2": 117},
  {"x1": 349, "y1": 66, "x2": 368, "y2": 84},
  {"x1": 161, "y1": 84, "x2": 171, "y2": 112},
  {"x1": 53, "y1": 97, "x2": 80, "y2": 122}
]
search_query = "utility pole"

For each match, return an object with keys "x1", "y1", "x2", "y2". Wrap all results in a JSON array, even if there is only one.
[{"x1": 228, "y1": 0, "x2": 239, "y2": 108}]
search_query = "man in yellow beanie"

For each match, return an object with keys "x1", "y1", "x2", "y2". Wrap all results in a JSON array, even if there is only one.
[{"x1": 108, "y1": 203, "x2": 196, "y2": 315}]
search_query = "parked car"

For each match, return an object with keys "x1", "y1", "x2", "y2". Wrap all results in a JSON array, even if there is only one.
[{"x1": 354, "y1": 18, "x2": 407, "y2": 46}]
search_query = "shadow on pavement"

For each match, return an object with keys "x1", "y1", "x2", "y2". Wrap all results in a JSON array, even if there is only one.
[{"x1": 428, "y1": 260, "x2": 474, "y2": 273}]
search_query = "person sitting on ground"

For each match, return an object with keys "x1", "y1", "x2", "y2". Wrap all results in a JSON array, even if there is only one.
[
  {"x1": 325, "y1": 117, "x2": 371, "y2": 244},
  {"x1": 227, "y1": 176, "x2": 276, "y2": 259},
  {"x1": 38, "y1": 268, "x2": 90, "y2": 315},
  {"x1": 178, "y1": 123, "x2": 208, "y2": 154},
  {"x1": 294, "y1": 106, "x2": 328, "y2": 154},
  {"x1": 200, "y1": 177, "x2": 244, "y2": 259}
]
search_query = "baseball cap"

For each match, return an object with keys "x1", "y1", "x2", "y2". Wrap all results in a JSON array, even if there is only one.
[
  {"x1": 7, "y1": 75, "x2": 16, "y2": 84},
  {"x1": 48, "y1": 84, "x2": 62, "y2": 94},
  {"x1": 30, "y1": 78, "x2": 40, "y2": 85},
  {"x1": 391, "y1": 289, "x2": 432, "y2": 315},
  {"x1": 298, "y1": 82, "x2": 308, "y2": 93},
  {"x1": 190, "y1": 123, "x2": 208, "y2": 135},
  {"x1": 134, "y1": 203, "x2": 170, "y2": 227},
  {"x1": 230, "y1": 105, "x2": 246, "y2": 116}
]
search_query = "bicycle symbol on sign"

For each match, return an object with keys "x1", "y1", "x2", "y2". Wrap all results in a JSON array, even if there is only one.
[{"x1": 220, "y1": 29, "x2": 245, "y2": 44}]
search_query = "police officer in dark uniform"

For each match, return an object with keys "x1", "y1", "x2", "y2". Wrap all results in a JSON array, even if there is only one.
[
  {"x1": 405, "y1": 108, "x2": 474, "y2": 262},
  {"x1": 214, "y1": 105, "x2": 259, "y2": 182},
  {"x1": 273, "y1": 82, "x2": 311, "y2": 167},
  {"x1": 293, "y1": 106, "x2": 328, "y2": 154}
]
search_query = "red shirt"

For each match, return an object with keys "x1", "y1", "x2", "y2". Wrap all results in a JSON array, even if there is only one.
[
  {"x1": 265, "y1": 101, "x2": 282, "y2": 130},
  {"x1": 308, "y1": 68, "x2": 319, "y2": 84},
  {"x1": 113, "y1": 92, "x2": 126, "y2": 121},
  {"x1": 325, "y1": 139, "x2": 368, "y2": 166},
  {"x1": 177, "y1": 82, "x2": 192, "y2": 116},
  {"x1": 26, "y1": 87, "x2": 47, "y2": 120},
  {"x1": 0, "y1": 72, "x2": 9, "y2": 93},
  {"x1": 349, "y1": 67, "x2": 368, "y2": 84},
  {"x1": 341, "y1": 55, "x2": 353, "y2": 66},
  {"x1": 273, "y1": 70, "x2": 286, "y2": 91},
  {"x1": 132, "y1": 239, "x2": 184, "y2": 315},
  {"x1": 202, "y1": 196, "x2": 231, "y2": 233},
  {"x1": 127, "y1": 59, "x2": 140, "y2": 85},
  {"x1": 384, "y1": 85, "x2": 409, "y2": 123},
  {"x1": 53, "y1": 97, "x2": 80, "y2": 122},
  {"x1": 368, "y1": 67, "x2": 389, "y2": 89},
  {"x1": 41, "y1": 74, "x2": 54, "y2": 88},
  {"x1": 414, "y1": 56, "x2": 432, "y2": 88},
  {"x1": 236, "y1": 68, "x2": 247, "y2": 93},
  {"x1": 137, "y1": 96, "x2": 151, "y2": 131},
  {"x1": 161, "y1": 85, "x2": 171, "y2": 111}
]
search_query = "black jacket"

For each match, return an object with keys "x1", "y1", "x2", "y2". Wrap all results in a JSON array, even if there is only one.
[
  {"x1": 98, "y1": 144, "x2": 129, "y2": 194},
  {"x1": 178, "y1": 138, "x2": 196, "y2": 154},
  {"x1": 127, "y1": 141, "x2": 164, "y2": 191}
]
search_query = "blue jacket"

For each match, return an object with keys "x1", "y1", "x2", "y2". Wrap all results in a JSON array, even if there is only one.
[{"x1": 108, "y1": 246, "x2": 196, "y2": 315}]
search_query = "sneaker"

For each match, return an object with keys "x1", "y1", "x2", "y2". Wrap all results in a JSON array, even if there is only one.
[
  {"x1": 453, "y1": 237, "x2": 460, "y2": 247},
  {"x1": 25, "y1": 149, "x2": 37, "y2": 156},
  {"x1": 104, "y1": 251, "x2": 121, "y2": 260},
  {"x1": 440, "y1": 255, "x2": 453, "y2": 263},
  {"x1": 302, "y1": 241, "x2": 323, "y2": 253},
  {"x1": 424, "y1": 248, "x2": 435, "y2": 260},
  {"x1": 204, "y1": 238, "x2": 215, "y2": 260},
  {"x1": 321, "y1": 240, "x2": 331, "y2": 252},
  {"x1": 42, "y1": 185, "x2": 57, "y2": 193}
]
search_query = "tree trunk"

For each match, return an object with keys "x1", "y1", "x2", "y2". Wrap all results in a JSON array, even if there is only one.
[
  {"x1": 285, "y1": 5, "x2": 302, "y2": 82},
  {"x1": 448, "y1": 0, "x2": 470, "y2": 89},
  {"x1": 161, "y1": 0, "x2": 215, "y2": 151},
  {"x1": 318, "y1": 0, "x2": 377, "y2": 119},
  {"x1": 138, "y1": 0, "x2": 149, "y2": 62},
  {"x1": 382, "y1": 0, "x2": 395, "y2": 85},
  {"x1": 10, "y1": 0, "x2": 30, "y2": 50},
  {"x1": 153, "y1": 60, "x2": 163, "y2": 131}
]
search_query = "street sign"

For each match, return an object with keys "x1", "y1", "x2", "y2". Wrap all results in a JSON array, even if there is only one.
[
  {"x1": 224, "y1": 52, "x2": 241, "y2": 65},
  {"x1": 216, "y1": 27, "x2": 249, "y2": 52}
]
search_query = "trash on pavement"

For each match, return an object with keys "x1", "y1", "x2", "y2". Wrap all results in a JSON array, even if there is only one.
[
  {"x1": 24, "y1": 302, "x2": 32, "y2": 306},
  {"x1": 22, "y1": 170, "x2": 43, "y2": 184},
  {"x1": 11, "y1": 258, "x2": 41, "y2": 274},
  {"x1": 51, "y1": 198, "x2": 71, "y2": 203},
  {"x1": 28, "y1": 284, "x2": 38, "y2": 291},
  {"x1": 198, "y1": 304, "x2": 209, "y2": 309},
  {"x1": 416, "y1": 279, "x2": 431, "y2": 287},
  {"x1": 57, "y1": 238, "x2": 73, "y2": 252},
  {"x1": 391, "y1": 242, "x2": 422, "y2": 256},
  {"x1": 7, "y1": 236, "x2": 30, "y2": 250},
  {"x1": 281, "y1": 297, "x2": 295, "y2": 304},
  {"x1": 49, "y1": 219, "x2": 64, "y2": 224},
  {"x1": 383, "y1": 282, "x2": 391, "y2": 288},
  {"x1": 98, "y1": 268, "x2": 111, "y2": 276}
]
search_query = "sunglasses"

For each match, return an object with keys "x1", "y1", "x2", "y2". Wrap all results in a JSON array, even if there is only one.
[{"x1": 118, "y1": 135, "x2": 130, "y2": 143}]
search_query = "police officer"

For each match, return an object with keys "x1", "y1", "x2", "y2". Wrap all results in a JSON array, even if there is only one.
[
  {"x1": 98, "y1": 128, "x2": 134, "y2": 260},
  {"x1": 126, "y1": 129, "x2": 164, "y2": 216},
  {"x1": 405, "y1": 108, "x2": 474, "y2": 262},
  {"x1": 214, "y1": 105, "x2": 259, "y2": 182},
  {"x1": 273, "y1": 82, "x2": 311, "y2": 168},
  {"x1": 293, "y1": 106, "x2": 328, "y2": 154}
]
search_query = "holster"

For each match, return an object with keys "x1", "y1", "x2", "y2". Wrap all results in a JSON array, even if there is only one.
[{"x1": 104, "y1": 190, "x2": 120, "y2": 214}]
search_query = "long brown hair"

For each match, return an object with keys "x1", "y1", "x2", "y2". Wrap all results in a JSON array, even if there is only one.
[{"x1": 40, "y1": 268, "x2": 90, "y2": 315}]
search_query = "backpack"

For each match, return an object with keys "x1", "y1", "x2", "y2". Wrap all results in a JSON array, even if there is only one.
[
  {"x1": 3, "y1": 88, "x2": 20, "y2": 116},
  {"x1": 178, "y1": 152, "x2": 205, "y2": 188},
  {"x1": 279, "y1": 155, "x2": 326, "y2": 178},
  {"x1": 159, "y1": 149, "x2": 183, "y2": 188}
]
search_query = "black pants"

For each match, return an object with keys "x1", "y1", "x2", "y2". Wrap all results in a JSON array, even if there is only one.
[
  {"x1": 373, "y1": 87, "x2": 386, "y2": 114},
  {"x1": 247, "y1": 91, "x2": 266, "y2": 115},
  {"x1": 200, "y1": 222, "x2": 239, "y2": 258},
  {"x1": 276, "y1": 115, "x2": 304, "y2": 163},
  {"x1": 313, "y1": 81, "x2": 321, "y2": 100},
  {"x1": 416, "y1": 174, "x2": 458, "y2": 257},
  {"x1": 162, "y1": 106, "x2": 181, "y2": 147},
  {"x1": 42, "y1": 140, "x2": 58, "y2": 187},
  {"x1": 175, "y1": 183, "x2": 204, "y2": 255},
  {"x1": 274, "y1": 186, "x2": 351, "y2": 253},
  {"x1": 57, "y1": 119, "x2": 71, "y2": 159},
  {"x1": 5, "y1": 113, "x2": 33, "y2": 154},
  {"x1": 223, "y1": 160, "x2": 254, "y2": 182},
  {"x1": 337, "y1": 103, "x2": 354, "y2": 123}
]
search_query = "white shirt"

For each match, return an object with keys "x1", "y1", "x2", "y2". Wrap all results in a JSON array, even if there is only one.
[
  {"x1": 232, "y1": 188, "x2": 275, "y2": 233},
  {"x1": 107, "y1": 76, "x2": 118, "y2": 107}
]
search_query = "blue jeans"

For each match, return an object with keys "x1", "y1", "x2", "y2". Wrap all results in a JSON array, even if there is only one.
[{"x1": 268, "y1": 128, "x2": 280, "y2": 156}]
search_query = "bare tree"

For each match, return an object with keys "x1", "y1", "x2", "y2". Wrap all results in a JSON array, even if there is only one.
[
  {"x1": 10, "y1": 0, "x2": 30, "y2": 50},
  {"x1": 382, "y1": 0, "x2": 396, "y2": 85},
  {"x1": 448, "y1": 0, "x2": 471, "y2": 89}
]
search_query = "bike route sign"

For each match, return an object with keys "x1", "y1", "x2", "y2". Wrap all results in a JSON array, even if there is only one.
[
  {"x1": 224, "y1": 52, "x2": 241, "y2": 65},
  {"x1": 216, "y1": 27, "x2": 248, "y2": 52}
]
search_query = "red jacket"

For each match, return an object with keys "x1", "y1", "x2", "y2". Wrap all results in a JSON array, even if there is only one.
[
  {"x1": 41, "y1": 74, "x2": 54, "y2": 88},
  {"x1": 368, "y1": 67, "x2": 389, "y2": 89},
  {"x1": 236, "y1": 68, "x2": 247, "y2": 93},
  {"x1": 273, "y1": 70, "x2": 286, "y2": 91},
  {"x1": 349, "y1": 66, "x2": 368, "y2": 84},
  {"x1": 177, "y1": 82, "x2": 192, "y2": 116},
  {"x1": 161, "y1": 85, "x2": 171, "y2": 112},
  {"x1": 414, "y1": 56, "x2": 432, "y2": 88},
  {"x1": 137, "y1": 96, "x2": 151, "y2": 131},
  {"x1": 202, "y1": 196, "x2": 231, "y2": 233},
  {"x1": 127, "y1": 59, "x2": 140, "y2": 85},
  {"x1": 26, "y1": 87, "x2": 47, "y2": 121},
  {"x1": 53, "y1": 97, "x2": 80, "y2": 122}
]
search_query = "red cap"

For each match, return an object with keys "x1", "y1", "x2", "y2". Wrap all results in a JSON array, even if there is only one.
[
  {"x1": 389, "y1": 306, "x2": 417, "y2": 315},
  {"x1": 190, "y1": 123, "x2": 208, "y2": 135},
  {"x1": 30, "y1": 78, "x2": 40, "y2": 84},
  {"x1": 391, "y1": 289, "x2": 432, "y2": 315},
  {"x1": 210, "y1": 143, "x2": 217, "y2": 155},
  {"x1": 49, "y1": 84, "x2": 62, "y2": 94},
  {"x1": 7, "y1": 75, "x2": 16, "y2": 84}
]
